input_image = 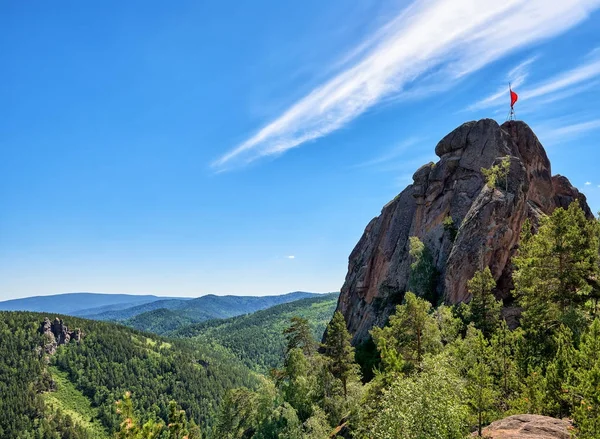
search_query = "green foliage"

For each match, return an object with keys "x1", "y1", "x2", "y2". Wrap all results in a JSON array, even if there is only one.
[
  {"x1": 463, "y1": 326, "x2": 498, "y2": 436},
  {"x1": 443, "y1": 215, "x2": 458, "y2": 242},
  {"x1": 359, "y1": 358, "x2": 468, "y2": 439},
  {"x1": 466, "y1": 267, "x2": 502, "y2": 338},
  {"x1": 408, "y1": 236, "x2": 440, "y2": 304},
  {"x1": 322, "y1": 312, "x2": 359, "y2": 397},
  {"x1": 371, "y1": 292, "x2": 442, "y2": 373},
  {"x1": 514, "y1": 202, "x2": 600, "y2": 364},
  {"x1": 481, "y1": 156, "x2": 510, "y2": 190},
  {"x1": 572, "y1": 318, "x2": 600, "y2": 438},
  {"x1": 170, "y1": 294, "x2": 338, "y2": 372},
  {"x1": 0, "y1": 311, "x2": 256, "y2": 437}
]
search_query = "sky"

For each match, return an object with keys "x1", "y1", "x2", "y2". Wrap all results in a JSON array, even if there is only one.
[{"x1": 2, "y1": 0, "x2": 600, "y2": 300}]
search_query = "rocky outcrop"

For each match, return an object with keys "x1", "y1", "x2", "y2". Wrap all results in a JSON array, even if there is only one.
[
  {"x1": 39, "y1": 317, "x2": 83, "y2": 355},
  {"x1": 337, "y1": 119, "x2": 592, "y2": 343},
  {"x1": 476, "y1": 414, "x2": 573, "y2": 439}
]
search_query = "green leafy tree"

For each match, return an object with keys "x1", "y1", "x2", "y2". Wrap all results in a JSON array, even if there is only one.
[
  {"x1": 363, "y1": 358, "x2": 468, "y2": 439},
  {"x1": 322, "y1": 312, "x2": 359, "y2": 398},
  {"x1": 371, "y1": 292, "x2": 442, "y2": 372},
  {"x1": 466, "y1": 267, "x2": 502, "y2": 338},
  {"x1": 408, "y1": 237, "x2": 439, "y2": 304}
]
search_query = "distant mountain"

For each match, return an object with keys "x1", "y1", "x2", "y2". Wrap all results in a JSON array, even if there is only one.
[
  {"x1": 170, "y1": 293, "x2": 339, "y2": 372},
  {"x1": 121, "y1": 291, "x2": 321, "y2": 333},
  {"x1": 0, "y1": 292, "x2": 187, "y2": 315}
]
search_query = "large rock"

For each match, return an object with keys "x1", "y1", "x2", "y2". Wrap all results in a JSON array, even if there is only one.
[
  {"x1": 337, "y1": 119, "x2": 592, "y2": 343},
  {"x1": 476, "y1": 414, "x2": 573, "y2": 439},
  {"x1": 39, "y1": 317, "x2": 83, "y2": 355}
]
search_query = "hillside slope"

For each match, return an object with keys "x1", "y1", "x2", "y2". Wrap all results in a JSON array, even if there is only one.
[
  {"x1": 0, "y1": 311, "x2": 256, "y2": 438},
  {"x1": 171, "y1": 293, "x2": 339, "y2": 371}
]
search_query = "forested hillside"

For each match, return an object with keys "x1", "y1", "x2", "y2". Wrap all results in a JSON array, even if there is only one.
[
  {"x1": 0, "y1": 311, "x2": 256, "y2": 438},
  {"x1": 3, "y1": 203, "x2": 600, "y2": 439},
  {"x1": 170, "y1": 293, "x2": 339, "y2": 371},
  {"x1": 209, "y1": 202, "x2": 600, "y2": 439}
]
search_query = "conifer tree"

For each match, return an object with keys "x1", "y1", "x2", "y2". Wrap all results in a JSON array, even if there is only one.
[
  {"x1": 545, "y1": 325, "x2": 575, "y2": 418},
  {"x1": 322, "y1": 311, "x2": 358, "y2": 398},
  {"x1": 467, "y1": 267, "x2": 502, "y2": 338},
  {"x1": 490, "y1": 320, "x2": 522, "y2": 409},
  {"x1": 573, "y1": 318, "x2": 600, "y2": 439},
  {"x1": 461, "y1": 326, "x2": 498, "y2": 437},
  {"x1": 284, "y1": 317, "x2": 316, "y2": 357},
  {"x1": 514, "y1": 202, "x2": 600, "y2": 341},
  {"x1": 371, "y1": 292, "x2": 441, "y2": 372}
]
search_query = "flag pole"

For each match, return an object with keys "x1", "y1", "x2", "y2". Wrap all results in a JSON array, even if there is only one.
[{"x1": 509, "y1": 83, "x2": 515, "y2": 121}]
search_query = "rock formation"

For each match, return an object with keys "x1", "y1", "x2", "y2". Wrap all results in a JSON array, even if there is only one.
[
  {"x1": 39, "y1": 317, "x2": 83, "y2": 355},
  {"x1": 475, "y1": 414, "x2": 573, "y2": 439},
  {"x1": 337, "y1": 119, "x2": 592, "y2": 343}
]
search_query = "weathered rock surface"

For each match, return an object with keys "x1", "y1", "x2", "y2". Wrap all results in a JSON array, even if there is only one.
[
  {"x1": 39, "y1": 317, "x2": 83, "y2": 355},
  {"x1": 337, "y1": 119, "x2": 592, "y2": 343},
  {"x1": 476, "y1": 414, "x2": 573, "y2": 439}
]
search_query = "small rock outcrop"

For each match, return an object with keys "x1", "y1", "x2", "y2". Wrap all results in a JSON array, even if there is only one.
[
  {"x1": 476, "y1": 414, "x2": 573, "y2": 439},
  {"x1": 336, "y1": 119, "x2": 592, "y2": 343},
  {"x1": 39, "y1": 317, "x2": 83, "y2": 355}
]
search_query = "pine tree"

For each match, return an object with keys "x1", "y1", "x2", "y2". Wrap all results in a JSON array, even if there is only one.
[
  {"x1": 514, "y1": 202, "x2": 599, "y2": 333},
  {"x1": 490, "y1": 320, "x2": 522, "y2": 409},
  {"x1": 462, "y1": 326, "x2": 498, "y2": 436},
  {"x1": 284, "y1": 317, "x2": 316, "y2": 357},
  {"x1": 545, "y1": 325, "x2": 575, "y2": 418},
  {"x1": 371, "y1": 292, "x2": 441, "y2": 372},
  {"x1": 573, "y1": 319, "x2": 600, "y2": 439},
  {"x1": 467, "y1": 267, "x2": 502, "y2": 338},
  {"x1": 322, "y1": 311, "x2": 359, "y2": 398}
]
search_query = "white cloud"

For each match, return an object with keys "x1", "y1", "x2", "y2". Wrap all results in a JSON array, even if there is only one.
[
  {"x1": 468, "y1": 56, "x2": 538, "y2": 111},
  {"x1": 546, "y1": 119, "x2": 600, "y2": 138},
  {"x1": 212, "y1": 0, "x2": 600, "y2": 170},
  {"x1": 351, "y1": 137, "x2": 421, "y2": 169},
  {"x1": 586, "y1": 181, "x2": 592, "y2": 185},
  {"x1": 286, "y1": 255, "x2": 296, "y2": 259},
  {"x1": 523, "y1": 58, "x2": 600, "y2": 100}
]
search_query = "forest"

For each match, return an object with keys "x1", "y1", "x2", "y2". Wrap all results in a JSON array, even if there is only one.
[{"x1": 1, "y1": 202, "x2": 599, "y2": 438}]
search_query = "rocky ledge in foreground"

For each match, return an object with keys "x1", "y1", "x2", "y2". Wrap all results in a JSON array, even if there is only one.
[
  {"x1": 336, "y1": 119, "x2": 592, "y2": 343},
  {"x1": 476, "y1": 414, "x2": 573, "y2": 439}
]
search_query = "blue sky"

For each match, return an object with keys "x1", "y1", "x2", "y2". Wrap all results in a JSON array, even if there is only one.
[{"x1": 2, "y1": 0, "x2": 600, "y2": 300}]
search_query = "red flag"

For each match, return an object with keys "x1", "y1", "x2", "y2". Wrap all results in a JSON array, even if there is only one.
[{"x1": 510, "y1": 89, "x2": 518, "y2": 108}]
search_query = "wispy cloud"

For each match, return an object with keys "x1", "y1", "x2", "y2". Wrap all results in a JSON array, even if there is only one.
[
  {"x1": 212, "y1": 0, "x2": 600, "y2": 170},
  {"x1": 536, "y1": 118, "x2": 600, "y2": 142},
  {"x1": 548, "y1": 119, "x2": 600, "y2": 138},
  {"x1": 467, "y1": 56, "x2": 538, "y2": 111},
  {"x1": 586, "y1": 181, "x2": 592, "y2": 185},
  {"x1": 286, "y1": 255, "x2": 296, "y2": 260},
  {"x1": 351, "y1": 137, "x2": 421, "y2": 169},
  {"x1": 469, "y1": 52, "x2": 600, "y2": 112}
]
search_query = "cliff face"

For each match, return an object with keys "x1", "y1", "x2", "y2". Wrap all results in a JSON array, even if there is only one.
[
  {"x1": 338, "y1": 119, "x2": 592, "y2": 343},
  {"x1": 39, "y1": 317, "x2": 83, "y2": 355}
]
